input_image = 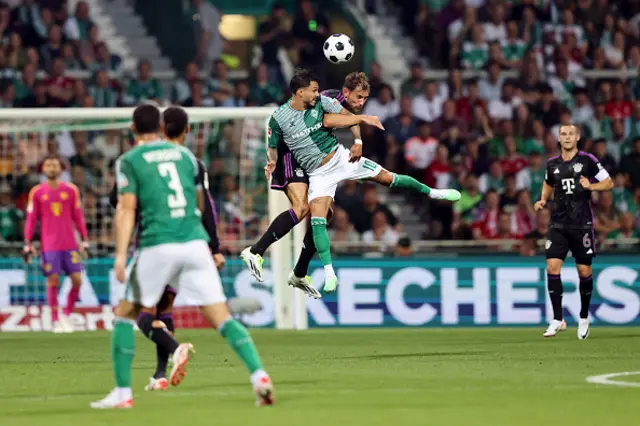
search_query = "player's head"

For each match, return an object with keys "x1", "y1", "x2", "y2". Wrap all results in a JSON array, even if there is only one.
[
  {"x1": 290, "y1": 69, "x2": 319, "y2": 109},
  {"x1": 131, "y1": 103, "x2": 162, "y2": 138},
  {"x1": 342, "y1": 71, "x2": 370, "y2": 113},
  {"x1": 41, "y1": 154, "x2": 62, "y2": 180},
  {"x1": 558, "y1": 124, "x2": 580, "y2": 151},
  {"x1": 163, "y1": 106, "x2": 190, "y2": 143}
]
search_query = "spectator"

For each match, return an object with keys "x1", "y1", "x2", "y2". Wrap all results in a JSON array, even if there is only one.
[
  {"x1": 327, "y1": 207, "x2": 360, "y2": 252},
  {"x1": 124, "y1": 59, "x2": 163, "y2": 105},
  {"x1": 292, "y1": 0, "x2": 329, "y2": 77},
  {"x1": 363, "y1": 84, "x2": 398, "y2": 124},
  {"x1": 472, "y1": 189, "x2": 500, "y2": 239},
  {"x1": 501, "y1": 21, "x2": 526, "y2": 67},
  {"x1": 478, "y1": 61, "x2": 503, "y2": 102},
  {"x1": 362, "y1": 210, "x2": 399, "y2": 252},
  {"x1": 20, "y1": 80, "x2": 49, "y2": 107},
  {"x1": 479, "y1": 159, "x2": 504, "y2": 193},
  {"x1": 620, "y1": 137, "x2": 640, "y2": 189},
  {"x1": 208, "y1": 58, "x2": 233, "y2": 105},
  {"x1": 44, "y1": 57, "x2": 74, "y2": 107},
  {"x1": 425, "y1": 144, "x2": 451, "y2": 189},
  {"x1": 412, "y1": 80, "x2": 444, "y2": 122},
  {"x1": 456, "y1": 78, "x2": 487, "y2": 122},
  {"x1": 583, "y1": 99, "x2": 613, "y2": 140},
  {"x1": 488, "y1": 79, "x2": 521, "y2": 120},
  {"x1": 512, "y1": 189, "x2": 534, "y2": 237},
  {"x1": 257, "y1": 3, "x2": 289, "y2": 86},
  {"x1": 223, "y1": 80, "x2": 251, "y2": 107},
  {"x1": 383, "y1": 95, "x2": 418, "y2": 169},
  {"x1": 499, "y1": 174, "x2": 519, "y2": 213},
  {"x1": 463, "y1": 137, "x2": 490, "y2": 177},
  {"x1": 611, "y1": 172, "x2": 636, "y2": 214},
  {"x1": 606, "y1": 212, "x2": 640, "y2": 249},
  {"x1": 500, "y1": 136, "x2": 528, "y2": 176},
  {"x1": 88, "y1": 70, "x2": 117, "y2": 108},
  {"x1": 250, "y1": 62, "x2": 284, "y2": 106},
  {"x1": 483, "y1": 2, "x2": 506, "y2": 43},
  {"x1": 452, "y1": 173, "x2": 482, "y2": 238},
  {"x1": 88, "y1": 42, "x2": 122, "y2": 72},
  {"x1": 400, "y1": 61, "x2": 426, "y2": 98},
  {"x1": 462, "y1": 23, "x2": 489, "y2": 70},
  {"x1": 39, "y1": 23, "x2": 63, "y2": 71},
  {"x1": 348, "y1": 185, "x2": 399, "y2": 234},
  {"x1": 63, "y1": 1, "x2": 94, "y2": 42},
  {"x1": 404, "y1": 120, "x2": 437, "y2": 179},
  {"x1": 516, "y1": 147, "x2": 545, "y2": 204},
  {"x1": 192, "y1": 0, "x2": 223, "y2": 73},
  {"x1": 432, "y1": 99, "x2": 467, "y2": 139},
  {"x1": 595, "y1": 190, "x2": 621, "y2": 240}
]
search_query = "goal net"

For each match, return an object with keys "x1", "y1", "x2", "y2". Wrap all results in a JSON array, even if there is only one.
[{"x1": 0, "y1": 107, "x2": 306, "y2": 332}]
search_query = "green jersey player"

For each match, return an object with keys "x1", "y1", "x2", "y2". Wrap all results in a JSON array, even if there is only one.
[
  {"x1": 254, "y1": 69, "x2": 461, "y2": 293},
  {"x1": 91, "y1": 104, "x2": 274, "y2": 410}
]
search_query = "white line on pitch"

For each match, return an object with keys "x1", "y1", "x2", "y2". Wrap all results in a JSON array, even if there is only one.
[{"x1": 586, "y1": 371, "x2": 640, "y2": 388}]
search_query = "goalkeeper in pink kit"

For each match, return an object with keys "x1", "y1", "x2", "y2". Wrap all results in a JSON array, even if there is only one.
[{"x1": 23, "y1": 154, "x2": 89, "y2": 333}]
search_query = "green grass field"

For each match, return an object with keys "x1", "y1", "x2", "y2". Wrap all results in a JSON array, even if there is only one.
[{"x1": 1, "y1": 328, "x2": 639, "y2": 426}]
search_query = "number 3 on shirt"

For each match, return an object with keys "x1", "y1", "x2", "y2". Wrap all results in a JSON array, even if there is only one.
[{"x1": 158, "y1": 162, "x2": 187, "y2": 209}]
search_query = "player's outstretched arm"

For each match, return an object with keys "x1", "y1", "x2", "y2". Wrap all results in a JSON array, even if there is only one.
[
  {"x1": 323, "y1": 113, "x2": 384, "y2": 130},
  {"x1": 114, "y1": 194, "x2": 136, "y2": 282}
]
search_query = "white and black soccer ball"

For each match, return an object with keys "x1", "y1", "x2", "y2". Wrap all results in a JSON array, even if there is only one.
[{"x1": 323, "y1": 33, "x2": 355, "y2": 64}]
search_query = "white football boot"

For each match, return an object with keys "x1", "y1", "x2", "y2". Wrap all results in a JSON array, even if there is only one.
[
  {"x1": 577, "y1": 318, "x2": 590, "y2": 340},
  {"x1": 543, "y1": 319, "x2": 567, "y2": 338}
]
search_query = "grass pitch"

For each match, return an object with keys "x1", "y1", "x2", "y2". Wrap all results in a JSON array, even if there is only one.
[{"x1": 0, "y1": 328, "x2": 638, "y2": 426}]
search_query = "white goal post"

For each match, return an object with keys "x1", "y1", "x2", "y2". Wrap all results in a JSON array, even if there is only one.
[{"x1": 0, "y1": 106, "x2": 307, "y2": 330}]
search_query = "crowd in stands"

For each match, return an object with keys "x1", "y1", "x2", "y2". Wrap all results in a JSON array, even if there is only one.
[{"x1": 1, "y1": 0, "x2": 640, "y2": 256}]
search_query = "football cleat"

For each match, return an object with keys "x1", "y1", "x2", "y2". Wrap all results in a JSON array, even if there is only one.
[
  {"x1": 145, "y1": 377, "x2": 168, "y2": 391},
  {"x1": 169, "y1": 343, "x2": 194, "y2": 387},
  {"x1": 241, "y1": 247, "x2": 265, "y2": 282},
  {"x1": 543, "y1": 319, "x2": 567, "y2": 338},
  {"x1": 578, "y1": 318, "x2": 590, "y2": 340},
  {"x1": 288, "y1": 272, "x2": 322, "y2": 299},
  {"x1": 90, "y1": 388, "x2": 133, "y2": 409},
  {"x1": 254, "y1": 375, "x2": 275, "y2": 407}
]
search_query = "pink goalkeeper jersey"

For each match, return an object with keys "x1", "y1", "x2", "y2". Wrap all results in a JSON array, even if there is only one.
[{"x1": 24, "y1": 182, "x2": 88, "y2": 252}]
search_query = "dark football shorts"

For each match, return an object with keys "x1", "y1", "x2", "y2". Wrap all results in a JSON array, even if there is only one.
[
  {"x1": 270, "y1": 146, "x2": 309, "y2": 191},
  {"x1": 545, "y1": 227, "x2": 596, "y2": 266}
]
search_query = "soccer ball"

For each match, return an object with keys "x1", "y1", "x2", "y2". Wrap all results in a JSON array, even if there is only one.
[{"x1": 323, "y1": 34, "x2": 355, "y2": 64}]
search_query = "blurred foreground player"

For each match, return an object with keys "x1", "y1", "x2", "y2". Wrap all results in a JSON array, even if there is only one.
[
  {"x1": 534, "y1": 124, "x2": 613, "y2": 339},
  {"x1": 23, "y1": 155, "x2": 88, "y2": 333},
  {"x1": 109, "y1": 106, "x2": 227, "y2": 392},
  {"x1": 91, "y1": 104, "x2": 273, "y2": 409}
]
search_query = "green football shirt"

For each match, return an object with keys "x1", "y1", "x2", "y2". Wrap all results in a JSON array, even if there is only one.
[{"x1": 116, "y1": 140, "x2": 209, "y2": 248}]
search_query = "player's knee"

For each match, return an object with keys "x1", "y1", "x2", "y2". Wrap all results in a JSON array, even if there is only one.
[
  {"x1": 114, "y1": 301, "x2": 136, "y2": 319},
  {"x1": 375, "y1": 170, "x2": 393, "y2": 186},
  {"x1": 46, "y1": 275, "x2": 60, "y2": 287},
  {"x1": 292, "y1": 203, "x2": 310, "y2": 220}
]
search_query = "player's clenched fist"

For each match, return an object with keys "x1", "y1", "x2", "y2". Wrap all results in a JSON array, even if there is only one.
[
  {"x1": 213, "y1": 253, "x2": 226, "y2": 270},
  {"x1": 534, "y1": 200, "x2": 546, "y2": 211}
]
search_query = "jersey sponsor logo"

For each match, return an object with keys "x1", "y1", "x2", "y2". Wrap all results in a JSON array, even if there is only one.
[
  {"x1": 561, "y1": 178, "x2": 575, "y2": 194},
  {"x1": 142, "y1": 149, "x2": 182, "y2": 163},
  {"x1": 573, "y1": 163, "x2": 583, "y2": 173},
  {"x1": 291, "y1": 122, "x2": 323, "y2": 139}
]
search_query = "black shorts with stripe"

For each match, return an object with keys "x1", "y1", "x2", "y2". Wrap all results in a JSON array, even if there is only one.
[
  {"x1": 270, "y1": 144, "x2": 309, "y2": 191},
  {"x1": 545, "y1": 227, "x2": 596, "y2": 266}
]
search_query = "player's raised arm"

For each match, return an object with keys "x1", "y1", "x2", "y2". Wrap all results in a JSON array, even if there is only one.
[
  {"x1": 338, "y1": 107, "x2": 364, "y2": 162},
  {"x1": 323, "y1": 113, "x2": 384, "y2": 130}
]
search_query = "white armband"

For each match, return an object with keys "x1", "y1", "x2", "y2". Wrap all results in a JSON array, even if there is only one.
[{"x1": 354, "y1": 139, "x2": 363, "y2": 145}]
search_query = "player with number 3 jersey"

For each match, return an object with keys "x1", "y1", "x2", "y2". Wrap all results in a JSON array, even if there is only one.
[{"x1": 534, "y1": 124, "x2": 613, "y2": 340}]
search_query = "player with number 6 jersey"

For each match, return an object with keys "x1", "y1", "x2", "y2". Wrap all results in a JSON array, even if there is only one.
[{"x1": 534, "y1": 124, "x2": 613, "y2": 340}]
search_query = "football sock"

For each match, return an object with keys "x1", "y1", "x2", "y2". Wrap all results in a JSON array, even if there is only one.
[
  {"x1": 63, "y1": 286, "x2": 80, "y2": 316},
  {"x1": 112, "y1": 317, "x2": 135, "y2": 388},
  {"x1": 390, "y1": 173, "x2": 432, "y2": 195},
  {"x1": 294, "y1": 226, "x2": 316, "y2": 277},
  {"x1": 251, "y1": 208, "x2": 299, "y2": 256},
  {"x1": 154, "y1": 313, "x2": 175, "y2": 379},
  {"x1": 311, "y1": 217, "x2": 334, "y2": 273},
  {"x1": 46, "y1": 285, "x2": 59, "y2": 322},
  {"x1": 294, "y1": 208, "x2": 334, "y2": 277},
  {"x1": 137, "y1": 312, "x2": 179, "y2": 357},
  {"x1": 220, "y1": 319, "x2": 263, "y2": 374},
  {"x1": 579, "y1": 275, "x2": 593, "y2": 319},
  {"x1": 547, "y1": 273, "x2": 564, "y2": 321}
]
